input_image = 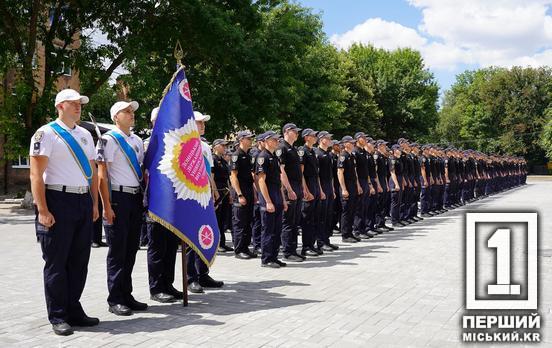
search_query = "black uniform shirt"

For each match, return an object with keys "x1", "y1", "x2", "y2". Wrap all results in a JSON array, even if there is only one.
[
  {"x1": 212, "y1": 153, "x2": 230, "y2": 189},
  {"x1": 256, "y1": 149, "x2": 281, "y2": 187},
  {"x1": 315, "y1": 147, "x2": 333, "y2": 183},
  {"x1": 230, "y1": 147, "x2": 253, "y2": 187},
  {"x1": 299, "y1": 146, "x2": 319, "y2": 178},
  {"x1": 277, "y1": 141, "x2": 302, "y2": 183},
  {"x1": 353, "y1": 147, "x2": 369, "y2": 180}
]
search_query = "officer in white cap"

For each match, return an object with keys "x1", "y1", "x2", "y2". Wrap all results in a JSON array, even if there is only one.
[
  {"x1": 97, "y1": 100, "x2": 148, "y2": 316},
  {"x1": 145, "y1": 106, "x2": 183, "y2": 303},
  {"x1": 30, "y1": 88, "x2": 99, "y2": 336},
  {"x1": 187, "y1": 110, "x2": 224, "y2": 293}
]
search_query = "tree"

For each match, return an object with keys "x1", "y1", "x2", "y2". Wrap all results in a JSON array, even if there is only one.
[{"x1": 437, "y1": 67, "x2": 552, "y2": 164}]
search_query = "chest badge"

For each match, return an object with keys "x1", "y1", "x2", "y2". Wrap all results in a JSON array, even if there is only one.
[
  {"x1": 81, "y1": 137, "x2": 88, "y2": 145},
  {"x1": 257, "y1": 157, "x2": 265, "y2": 165}
]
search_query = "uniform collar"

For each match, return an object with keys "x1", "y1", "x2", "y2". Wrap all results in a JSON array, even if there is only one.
[
  {"x1": 55, "y1": 118, "x2": 77, "y2": 132},
  {"x1": 113, "y1": 126, "x2": 133, "y2": 138}
]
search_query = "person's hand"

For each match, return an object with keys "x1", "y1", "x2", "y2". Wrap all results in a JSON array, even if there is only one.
[
  {"x1": 287, "y1": 189, "x2": 297, "y2": 201},
  {"x1": 393, "y1": 186, "x2": 400, "y2": 192},
  {"x1": 266, "y1": 202, "x2": 275, "y2": 213},
  {"x1": 320, "y1": 191, "x2": 326, "y2": 200},
  {"x1": 332, "y1": 192, "x2": 336, "y2": 200},
  {"x1": 213, "y1": 189, "x2": 220, "y2": 202},
  {"x1": 239, "y1": 195, "x2": 247, "y2": 206},
  {"x1": 342, "y1": 190, "x2": 349, "y2": 200},
  {"x1": 369, "y1": 187, "x2": 375, "y2": 195},
  {"x1": 92, "y1": 205, "x2": 99, "y2": 222},
  {"x1": 103, "y1": 206, "x2": 116, "y2": 225},
  {"x1": 38, "y1": 210, "x2": 55, "y2": 228},
  {"x1": 377, "y1": 185, "x2": 383, "y2": 194},
  {"x1": 304, "y1": 191, "x2": 314, "y2": 202},
  {"x1": 357, "y1": 185, "x2": 363, "y2": 195}
]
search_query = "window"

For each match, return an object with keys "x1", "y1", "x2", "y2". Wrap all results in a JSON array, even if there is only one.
[{"x1": 12, "y1": 156, "x2": 30, "y2": 169}]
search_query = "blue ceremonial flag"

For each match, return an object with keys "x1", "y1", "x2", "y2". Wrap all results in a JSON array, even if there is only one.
[{"x1": 144, "y1": 66, "x2": 219, "y2": 266}]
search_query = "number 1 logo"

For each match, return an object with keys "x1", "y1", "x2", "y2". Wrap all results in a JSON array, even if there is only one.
[{"x1": 465, "y1": 212, "x2": 537, "y2": 310}]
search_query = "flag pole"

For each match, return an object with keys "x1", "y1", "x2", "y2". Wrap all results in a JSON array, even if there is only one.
[{"x1": 174, "y1": 40, "x2": 189, "y2": 307}]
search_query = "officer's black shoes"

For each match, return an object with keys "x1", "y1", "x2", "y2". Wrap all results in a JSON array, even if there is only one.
[
  {"x1": 217, "y1": 246, "x2": 227, "y2": 253},
  {"x1": 391, "y1": 223, "x2": 403, "y2": 228},
  {"x1": 253, "y1": 247, "x2": 262, "y2": 255},
  {"x1": 261, "y1": 262, "x2": 280, "y2": 268},
  {"x1": 151, "y1": 292, "x2": 176, "y2": 303},
  {"x1": 313, "y1": 247, "x2": 324, "y2": 255},
  {"x1": 68, "y1": 315, "x2": 99, "y2": 327},
  {"x1": 354, "y1": 233, "x2": 371, "y2": 240},
  {"x1": 414, "y1": 216, "x2": 424, "y2": 221},
  {"x1": 126, "y1": 298, "x2": 148, "y2": 311},
  {"x1": 188, "y1": 281, "x2": 204, "y2": 293},
  {"x1": 406, "y1": 218, "x2": 417, "y2": 224},
  {"x1": 366, "y1": 231, "x2": 378, "y2": 237},
  {"x1": 235, "y1": 252, "x2": 251, "y2": 260},
  {"x1": 109, "y1": 304, "x2": 132, "y2": 316},
  {"x1": 301, "y1": 249, "x2": 319, "y2": 257},
  {"x1": 91, "y1": 242, "x2": 100, "y2": 248},
  {"x1": 328, "y1": 243, "x2": 339, "y2": 250},
  {"x1": 342, "y1": 237, "x2": 358, "y2": 243},
  {"x1": 382, "y1": 225, "x2": 394, "y2": 231},
  {"x1": 52, "y1": 322, "x2": 73, "y2": 336},
  {"x1": 223, "y1": 245, "x2": 234, "y2": 252},
  {"x1": 167, "y1": 286, "x2": 184, "y2": 299},
  {"x1": 284, "y1": 254, "x2": 304, "y2": 262},
  {"x1": 245, "y1": 250, "x2": 258, "y2": 258},
  {"x1": 92, "y1": 241, "x2": 108, "y2": 247},
  {"x1": 321, "y1": 244, "x2": 334, "y2": 252},
  {"x1": 421, "y1": 213, "x2": 432, "y2": 217},
  {"x1": 373, "y1": 228, "x2": 386, "y2": 234},
  {"x1": 275, "y1": 259, "x2": 287, "y2": 267},
  {"x1": 199, "y1": 275, "x2": 224, "y2": 288}
]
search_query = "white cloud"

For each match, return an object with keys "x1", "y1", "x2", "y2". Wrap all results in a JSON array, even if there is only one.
[
  {"x1": 330, "y1": 18, "x2": 427, "y2": 51},
  {"x1": 331, "y1": 0, "x2": 552, "y2": 71}
]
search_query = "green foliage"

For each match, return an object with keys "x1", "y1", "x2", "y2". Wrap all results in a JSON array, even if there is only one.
[
  {"x1": 540, "y1": 112, "x2": 552, "y2": 160},
  {"x1": 437, "y1": 67, "x2": 551, "y2": 163}
]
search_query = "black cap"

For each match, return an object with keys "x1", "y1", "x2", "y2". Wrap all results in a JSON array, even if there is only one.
[
  {"x1": 237, "y1": 130, "x2": 254, "y2": 140},
  {"x1": 391, "y1": 144, "x2": 402, "y2": 150},
  {"x1": 340, "y1": 135, "x2": 355, "y2": 144},
  {"x1": 302, "y1": 128, "x2": 317, "y2": 137},
  {"x1": 212, "y1": 139, "x2": 229, "y2": 146},
  {"x1": 332, "y1": 140, "x2": 340, "y2": 146},
  {"x1": 263, "y1": 131, "x2": 280, "y2": 140},
  {"x1": 282, "y1": 123, "x2": 301, "y2": 133},
  {"x1": 317, "y1": 131, "x2": 333, "y2": 139},
  {"x1": 354, "y1": 132, "x2": 366, "y2": 140},
  {"x1": 255, "y1": 132, "x2": 267, "y2": 142},
  {"x1": 397, "y1": 138, "x2": 409, "y2": 144},
  {"x1": 375, "y1": 139, "x2": 389, "y2": 146},
  {"x1": 409, "y1": 142, "x2": 419, "y2": 147}
]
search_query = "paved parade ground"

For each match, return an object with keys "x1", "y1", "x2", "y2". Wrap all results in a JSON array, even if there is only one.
[{"x1": 0, "y1": 178, "x2": 551, "y2": 347}]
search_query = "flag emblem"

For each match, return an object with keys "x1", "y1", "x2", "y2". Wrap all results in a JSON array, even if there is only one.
[
  {"x1": 179, "y1": 78, "x2": 192, "y2": 101},
  {"x1": 158, "y1": 118, "x2": 211, "y2": 208},
  {"x1": 199, "y1": 225, "x2": 215, "y2": 249}
]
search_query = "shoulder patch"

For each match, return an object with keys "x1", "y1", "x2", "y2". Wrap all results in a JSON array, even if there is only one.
[
  {"x1": 298, "y1": 150, "x2": 304, "y2": 157},
  {"x1": 232, "y1": 155, "x2": 238, "y2": 162},
  {"x1": 391, "y1": 159, "x2": 396, "y2": 165},
  {"x1": 81, "y1": 137, "x2": 88, "y2": 145},
  {"x1": 250, "y1": 157, "x2": 255, "y2": 164},
  {"x1": 276, "y1": 149, "x2": 282, "y2": 157},
  {"x1": 422, "y1": 157, "x2": 426, "y2": 163},
  {"x1": 339, "y1": 155, "x2": 345, "y2": 162},
  {"x1": 373, "y1": 154, "x2": 378, "y2": 160},
  {"x1": 34, "y1": 130, "x2": 44, "y2": 142},
  {"x1": 257, "y1": 157, "x2": 265, "y2": 165}
]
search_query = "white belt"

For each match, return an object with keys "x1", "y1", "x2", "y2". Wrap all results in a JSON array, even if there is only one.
[
  {"x1": 46, "y1": 184, "x2": 89, "y2": 194},
  {"x1": 111, "y1": 185, "x2": 141, "y2": 194}
]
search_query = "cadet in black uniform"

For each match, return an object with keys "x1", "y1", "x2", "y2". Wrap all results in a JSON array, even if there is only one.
[
  {"x1": 212, "y1": 139, "x2": 234, "y2": 252},
  {"x1": 277, "y1": 123, "x2": 305, "y2": 262},
  {"x1": 389, "y1": 144, "x2": 405, "y2": 227},
  {"x1": 331, "y1": 140, "x2": 342, "y2": 233},
  {"x1": 374, "y1": 140, "x2": 393, "y2": 232},
  {"x1": 364, "y1": 138, "x2": 380, "y2": 235},
  {"x1": 420, "y1": 145, "x2": 433, "y2": 217},
  {"x1": 352, "y1": 132, "x2": 372, "y2": 239},
  {"x1": 299, "y1": 128, "x2": 324, "y2": 256},
  {"x1": 250, "y1": 133, "x2": 266, "y2": 254},
  {"x1": 230, "y1": 131, "x2": 257, "y2": 260},
  {"x1": 256, "y1": 131, "x2": 288, "y2": 268},
  {"x1": 409, "y1": 143, "x2": 423, "y2": 221},
  {"x1": 315, "y1": 131, "x2": 339, "y2": 251},
  {"x1": 337, "y1": 136, "x2": 361, "y2": 243}
]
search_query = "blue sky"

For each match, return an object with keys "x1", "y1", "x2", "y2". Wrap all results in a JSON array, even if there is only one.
[{"x1": 297, "y1": 0, "x2": 552, "y2": 93}]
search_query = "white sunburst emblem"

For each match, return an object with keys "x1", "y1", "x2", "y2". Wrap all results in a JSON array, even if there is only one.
[{"x1": 158, "y1": 118, "x2": 211, "y2": 208}]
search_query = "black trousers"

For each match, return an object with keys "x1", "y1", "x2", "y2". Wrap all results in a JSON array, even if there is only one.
[
  {"x1": 353, "y1": 179, "x2": 369, "y2": 234},
  {"x1": 340, "y1": 189, "x2": 358, "y2": 239},
  {"x1": 260, "y1": 187, "x2": 284, "y2": 264},
  {"x1": 216, "y1": 188, "x2": 232, "y2": 247},
  {"x1": 105, "y1": 191, "x2": 143, "y2": 306},
  {"x1": 375, "y1": 182, "x2": 390, "y2": 228},
  {"x1": 301, "y1": 177, "x2": 320, "y2": 251},
  {"x1": 281, "y1": 181, "x2": 303, "y2": 257},
  {"x1": 251, "y1": 202, "x2": 262, "y2": 249},
  {"x1": 37, "y1": 190, "x2": 93, "y2": 324},
  {"x1": 147, "y1": 221, "x2": 180, "y2": 295},
  {"x1": 232, "y1": 191, "x2": 254, "y2": 254},
  {"x1": 318, "y1": 180, "x2": 334, "y2": 247},
  {"x1": 389, "y1": 177, "x2": 402, "y2": 223}
]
